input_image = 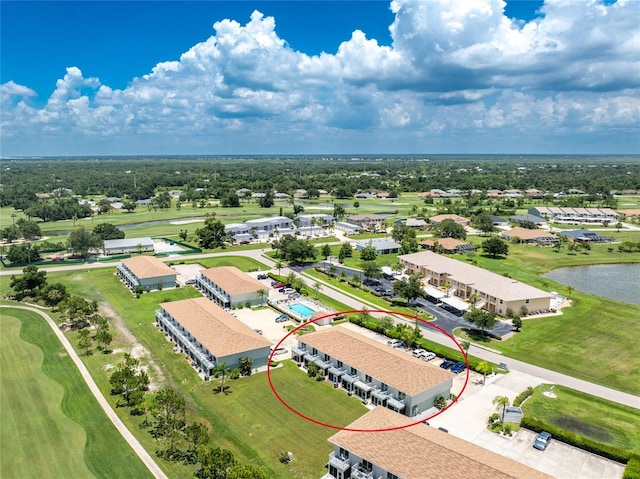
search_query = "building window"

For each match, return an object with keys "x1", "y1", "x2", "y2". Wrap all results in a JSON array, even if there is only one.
[
  {"x1": 350, "y1": 367, "x2": 357, "y2": 375},
  {"x1": 339, "y1": 448, "x2": 349, "y2": 459},
  {"x1": 365, "y1": 375, "x2": 372, "y2": 383},
  {"x1": 312, "y1": 348, "x2": 317, "y2": 355},
  {"x1": 387, "y1": 473, "x2": 400, "y2": 479},
  {"x1": 337, "y1": 361, "x2": 343, "y2": 368},
  {"x1": 525, "y1": 299, "x2": 530, "y2": 304},
  {"x1": 499, "y1": 299, "x2": 503, "y2": 304},
  {"x1": 362, "y1": 460, "x2": 373, "y2": 471},
  {"x1": 381, "y1": 383, "x2": 388, "y2": 392},
  {"x1": 397, "y1": 392, "x2": 405, "y2": 400},
  {"x1": 324, "y1": 354, "x2": 330, "y2": 362}
]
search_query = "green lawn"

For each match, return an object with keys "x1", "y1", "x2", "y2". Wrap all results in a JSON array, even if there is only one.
[
  {"x1": 169, "y1": 255, "x2": 269, "y2": 271},
  {"x1": 0, "y1": 308, "x2": 153, "y2": 479},
  {"x1": 452, "y1": 242, "x2": 640, "y2": 395},
  {"x1": 47, "y1": 268, "x2": 367, "y2": 478},
  {"x1": 522, "y1": 384, "x2": 640, "y2": 454}
]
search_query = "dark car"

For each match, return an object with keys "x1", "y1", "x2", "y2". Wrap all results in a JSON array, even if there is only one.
[
  {"x1": 363, "y1": 279, "x2": 381, "y2": 287},
  {"x1": 257, "y1": 274, "x2": 269, "y2": 280},
  {"x1": 450, "y1": 361, "x2": 467, "y2": 374},
  {"x1": 533, "y1": 431, "x2": 552, "y2": 450},
  {"x1": 440, "y1": 360, "x2": 456, "y2": 370},
  {"x1": 275, "y1": 314, "x2": 289, "y2": 323}
]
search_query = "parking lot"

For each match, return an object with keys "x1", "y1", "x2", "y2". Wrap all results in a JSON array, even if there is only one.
[{"x1": 170, "y1": 263, "x2": 204, "y2": 285}]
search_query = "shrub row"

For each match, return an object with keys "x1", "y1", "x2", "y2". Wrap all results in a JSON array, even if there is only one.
[
  {"x1": 624, "y1": 456, "x2": 640, "y2": 479},
  {"x1": 513, "y1": 386, "x2": 534, "y2": 406},
  {"x1": 521, "y1": 416, "x2": 632, "y2": 464}
]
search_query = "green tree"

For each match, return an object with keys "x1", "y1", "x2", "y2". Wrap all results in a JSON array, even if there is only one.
[
  {"x1": 59, "y1": 295, "x2": 99, "y2": 329},
  {"x1": 214, "y1": 362, "x2": 231, "y2": 393},
  {"x1": 183, "y1": 421, "x2": 210, "y2": 464},
  {"x1": 313, "y1": 281, "x2": 322, "y2": 299},
  {"x1": 151, "y1": 388, "x2": 186, "y2": 453},
  {"x1": 239, "y1": 357, "x2": 253, "y2": 376},
  {"x1": 67, "y1": 226, "x2": 101, "y2": 258},
  {"x1": 196, "y1": 447, "x2": 237, "y2": 479},
  {"x1": 6, "y1": 243, "x2": 41, "y2": 264},
  {"x1": 353, "y1": 200, "x2": 360, "y2": 209},
  {"x1": 432, "y1": 219, "x2": 467, "y2": 240},
  {"x1": 378, "y1": 316, "x2": 394, "y2": 335},
  {"x1": 227, "y1": 464, "x2": 270, "y2": 479},
  {"x1": 92, "y1": 222, "x2": 125, "y2": 241},
  {"x1": 16, "y1": 219, "x2": 42, "y2": 240},
  {"x1": 122, "y1": 201, "x2": 137, "y2": 212},
  {"x1": 221, "y1": 193, "x2": 241, "y2": 207},
  {"x1": 359, "y1": 243, "x2": 378, "y2": 261},
  {"x1": 9, "y1": 265, "x2": 47, "y2": 300},
  {"x1": 95, "y1": 324, "x2": 113, "y2": 352},
  {"x1": 332, "y1": 203, "x2": 346, "y2": 220},
  {"x1": 482, "y1": 237, "x2": 509, "y2": 258},
  {"x1": 272, "y1": 235, "x2": 316, "y2": 263},
  {"x1": 109, "y1": 353, "x2": 150, "y2": 408},
  {"x1": 77, "y1": 329, "x2": 93, "y2": 355},
  {"x1": 472, "y1": 213, "x2": 496, "y2": 234},
  {"x1": 464, "y1": 309, "x2": 497, "y2": 336},
  {"x1": 393, "y1": 274, "x2": 424, "y2": 306},
  {"x1": 258, "y1": 190, "x2": 274, "y2": 208},
  {"x1": 321, "y1": 243, "x2": 332, "y2": 259},
  {"x1": 40, "y1": 282, "x2": 68, "y2": 306},
  {"x1": 400, "y1": 229, "x2": 419, "y2": 254},
  {"x1": 492, "y1": 396, "x2": 510, "y2": 425},
  {"x1": 196, "y1": 218, "x2": 227, "y2": 249},
  {"x1": 512, "y1": 316, "x2": 523, "y2": 332},
  {"x1": 1, "y1": 225, "x2": 21, "y2": 243},
  {"x1": 338, "y1": 242, "x2": 353, "y2": 262},
  {"x1": 361, "y1": 260, "x2": 381, "y2": 283},
  {"x1": 476, "y1": 361, "x2": 493, "y2": 385}
]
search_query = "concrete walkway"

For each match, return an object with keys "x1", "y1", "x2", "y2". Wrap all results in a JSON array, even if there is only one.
[{"x1": 0, "y1": 305, "x2": 169, "y2": 479}]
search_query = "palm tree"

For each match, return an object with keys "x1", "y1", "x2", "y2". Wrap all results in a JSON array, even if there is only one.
[
  {"x1": 468, "y1": 293, "x2": 480, "y2": 309},
  {"x1": 477, "y1": 361, "x2": 493, "y2": 385},
  {"x1": 214, "y1": 362, "x2": 231, "y2": 393},
  {"x1": 566, "y1": 286, "x2": 574, "y2": 299},
  {"x1": 492, "y1": 395, "x2": 510, "y2": 425},
  {"x1": 313, "y1": 282, "x2": 322, "y2": 300},
  {"x1": 258, "y1": 289, "x2": 267, "y2": 306},
  {"x1": 275, "y1": 260, "x2": 283, "y2": 276}
]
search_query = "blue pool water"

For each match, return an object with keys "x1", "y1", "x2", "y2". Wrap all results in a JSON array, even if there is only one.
[{"x1": 289, "y1": 303, "x2": 316, "y2": 317}]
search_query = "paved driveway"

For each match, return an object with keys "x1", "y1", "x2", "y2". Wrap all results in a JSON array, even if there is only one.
[{"x1": 426, "y1": 371, "x2": 625, "y2": 479}]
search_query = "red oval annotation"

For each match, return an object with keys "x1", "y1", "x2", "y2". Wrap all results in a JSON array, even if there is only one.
[{"x1": 267, "y1": 309, "x2": 469, "y2": 433}]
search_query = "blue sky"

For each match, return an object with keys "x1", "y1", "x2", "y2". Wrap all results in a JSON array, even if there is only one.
[{"x1": 1, "y1": 0, "x2": 638, "y2": 156}]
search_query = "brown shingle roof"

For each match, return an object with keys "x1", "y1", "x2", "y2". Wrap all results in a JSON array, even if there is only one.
[
  {"x1": 420, "y1": 237, "x2": 468, "y2": 251},
  {"x1": 429, "y1": 214, "x2": 469, "y2": 225},
  {"x1": 330, "y1": 407, "x2": 552, "y2": 479},
  {"x1": 160, "y1": 297, "x2": 271, "y2": 357},
  {"x1": 299, "y1": 327, "x2": 452, "y2": 395},
  {"x1": 200, "y1": 267, "x2": 267, "y2": 295},
  {"x1": 121, "y1": 256, "x2": 176, "y2": 279},
  {"x1": 501, "y1": 227, "x2": 557, "y2": 241}
]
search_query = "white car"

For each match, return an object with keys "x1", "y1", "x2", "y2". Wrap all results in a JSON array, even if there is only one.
[
  {"x1": 412, "y1": 348, "x2": 428, "y2": 357},
  {"x1": 386, "y1": 339, "x2": 405, "y2": 348},
  {"x1": 418, "y1": 351, "x2": 436, "y2": 361}
]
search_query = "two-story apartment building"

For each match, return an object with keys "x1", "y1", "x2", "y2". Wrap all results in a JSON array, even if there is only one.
[
  {"x1": 529, "y1": 206, "x2": 619, "y2": 225},
  {"x1": 399, "y1": 251, "x2": 551, "y2": 316},
  {"x1": 244, "y1": 216, "x2": 294, "y2": 236},
  {"x1": 323, "y1": 407, "x2": 552, "y2": 479},
  {"x1": 295, "y1": 213, "x2": 335, "y2": 227},
  {"x1": 155, "y1": 297, "x2": 271, "y2": 379},
  {"x1": 195, "y1": 266, "x2": 269, "y2": 309},
  {"x1": 345, "y1": 214, "x2": 387, "y2": 232},
  {"x1": 292, "y1": 327, "x2": 453, "y2": 417},
  {"x1": 117, "y1": 256, "x2": 176, "y2": 292}
]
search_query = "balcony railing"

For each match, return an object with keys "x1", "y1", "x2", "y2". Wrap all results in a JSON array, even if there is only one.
[
  {"x1": 350, "y1": 463, "x2": 374, "y2": 479},
  {"x1": 327, "y1": 451, "x2": 351, "y2": 472}
]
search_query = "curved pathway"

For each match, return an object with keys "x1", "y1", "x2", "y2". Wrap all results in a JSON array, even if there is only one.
[{"x1": 0, "y1": 304, "x2": 169, "y2": 479}]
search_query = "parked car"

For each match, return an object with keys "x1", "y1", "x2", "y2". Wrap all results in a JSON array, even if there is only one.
[
  {"x1": 364, "y1": 278, "x2": 381, "y2": 287},
  {"x1": 275, "y1": 314, "x2": 289, "y2": 323},
  {"x1": 270, "y1": 346, "x2": 287, "y2": 355},
  {"x1": 440, "y1": 360, "x2": 456, "y2": 370},
  {"x1": 272, "y1": 282, "x2": 285, "y2": 289},
  {"x1": 257, "y1": 274, "x2": 269, "y2": 280},
  {"x1": 533, "y1": 431, "x2": 552, "y2": 450},
  {"x1": 412, "y1": 348, "x2": 428, "y2": 358},
  {"x1": 386, "y1": 339, "x2": 405, "y2": 348},
  {"x1": 185, "y1": 279, "x2": 196, "y2": 285},
  {"x1": 450, "y1": 361, "x2": 467, "y2": 373},
  {"x1": 418, "y1": 351, "x2": 436, "y2": 361}
]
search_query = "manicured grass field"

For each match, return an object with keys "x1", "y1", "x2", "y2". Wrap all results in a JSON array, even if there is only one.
[
  {"x1": 0, "y1": 308, "x2": 153, "y2": 479},
  {"x1": 48, "y1": 268, "x2": 368, "y2": 478},
  {"x1": 457, "y1": 242, "x2": 640, "y2": 395},
  {"x1": 171, "y1": 255, "x2": 269, "y2": 271},
  {"x1": 522, "y1": 384, "x2": 640, "y2": 454}
]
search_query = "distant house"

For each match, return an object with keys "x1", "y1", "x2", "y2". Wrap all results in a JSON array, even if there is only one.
[
  {"x1": 419, "y1": 238, "x2": 476, "y2": 254},
  {"x1": 117, "y1": 256, "x2": 176, "y2": 292},
  {"x1": 489, "y1": 215, "x2": 508, "y2": 227},
  {"x1": 501, "y1": 227, "x2": 558, "y2": 245},
  {"x1": 324, "y1": 407, "x2": 552, "y2": 479},
  {"x1": 244, "y1": 216, "x2": 294, "y2": 236},
  {"x1": 617, "y1": 209, "x2": 640, "y2": 221},
  {"x1": 428, "y1": 214, "x2": 470, "y2": 226},
  {"x1": 355, "y1": 239, "x2": 401, "y2": 255},
  {"x1": 346, "y1": 214, "x2": 386, "y2": 231},
  {"x1": 104, "y1": 237, "x2": 154, "y2": 255},
  {"x1": 334, "y1": 222, "x2": 361, "y2": 235},
  {"x1": 558, "y1": 230, "x2": 613, "y2": 243},
  {"x1": 509, "y1": 214, "x2": 547, "y2": 227},
  {"x1": 292, "y1": 327, "x2": 453, "y2": 417},
  {"x1": 156, "y1": 297, "x2": 271, "y2": 379},
  {"x1": 297, "y1": 226, "x2": 326, "y2": 237},
  {"x1": 405, "y1": 218, "x2": 428, "y2": 228},
  {"x1": 295, "y1": 213, "x2": 335, "y2": 227},
  {"x1": 196, "y1": 266, "x2": 269, "y2": 309},
  {"x1": 168, "y1": 189, "x2": 183, "y2": 196},
  {"x1": 135, "y1": 199, "x2": 152, "y2": 206},
  {"x1": 486, "y1": 189, "x2": 503, "y2": 198},
  {"x1": 274, "y1": 192, "x2": 290, "y2": 199}
]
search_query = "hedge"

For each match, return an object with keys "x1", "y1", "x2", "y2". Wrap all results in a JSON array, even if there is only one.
[
  {"x1": 513, "y1": 386, "x2": 534, "y2": 407},
  {"x1": 624, "y1": 456, "x2": 640, "y2": 479},
  {"x1": 521, "y1": 416, "x2": 632, "y2": 464}
]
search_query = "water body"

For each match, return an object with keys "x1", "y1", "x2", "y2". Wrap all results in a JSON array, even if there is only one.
[{"x1": 543, "y1": 264, "x2": 640, "y2": 305}]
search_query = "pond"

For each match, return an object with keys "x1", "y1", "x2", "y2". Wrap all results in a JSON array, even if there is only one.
[{"x1": 543, "y1": 263, "x2": 640, "y2": 305}]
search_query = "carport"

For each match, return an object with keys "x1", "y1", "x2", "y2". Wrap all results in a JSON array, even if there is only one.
[
  {"x1": 423, "y1": 286, "x2": 445, "y2": 300},
  {"x1": 440, "y1": 296, "x2": 470, "y2": 314}
]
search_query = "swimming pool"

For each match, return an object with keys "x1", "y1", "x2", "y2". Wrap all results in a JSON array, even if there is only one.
[{"x1": 288, "y1": 303, "x2": 316, "y2": 318}]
